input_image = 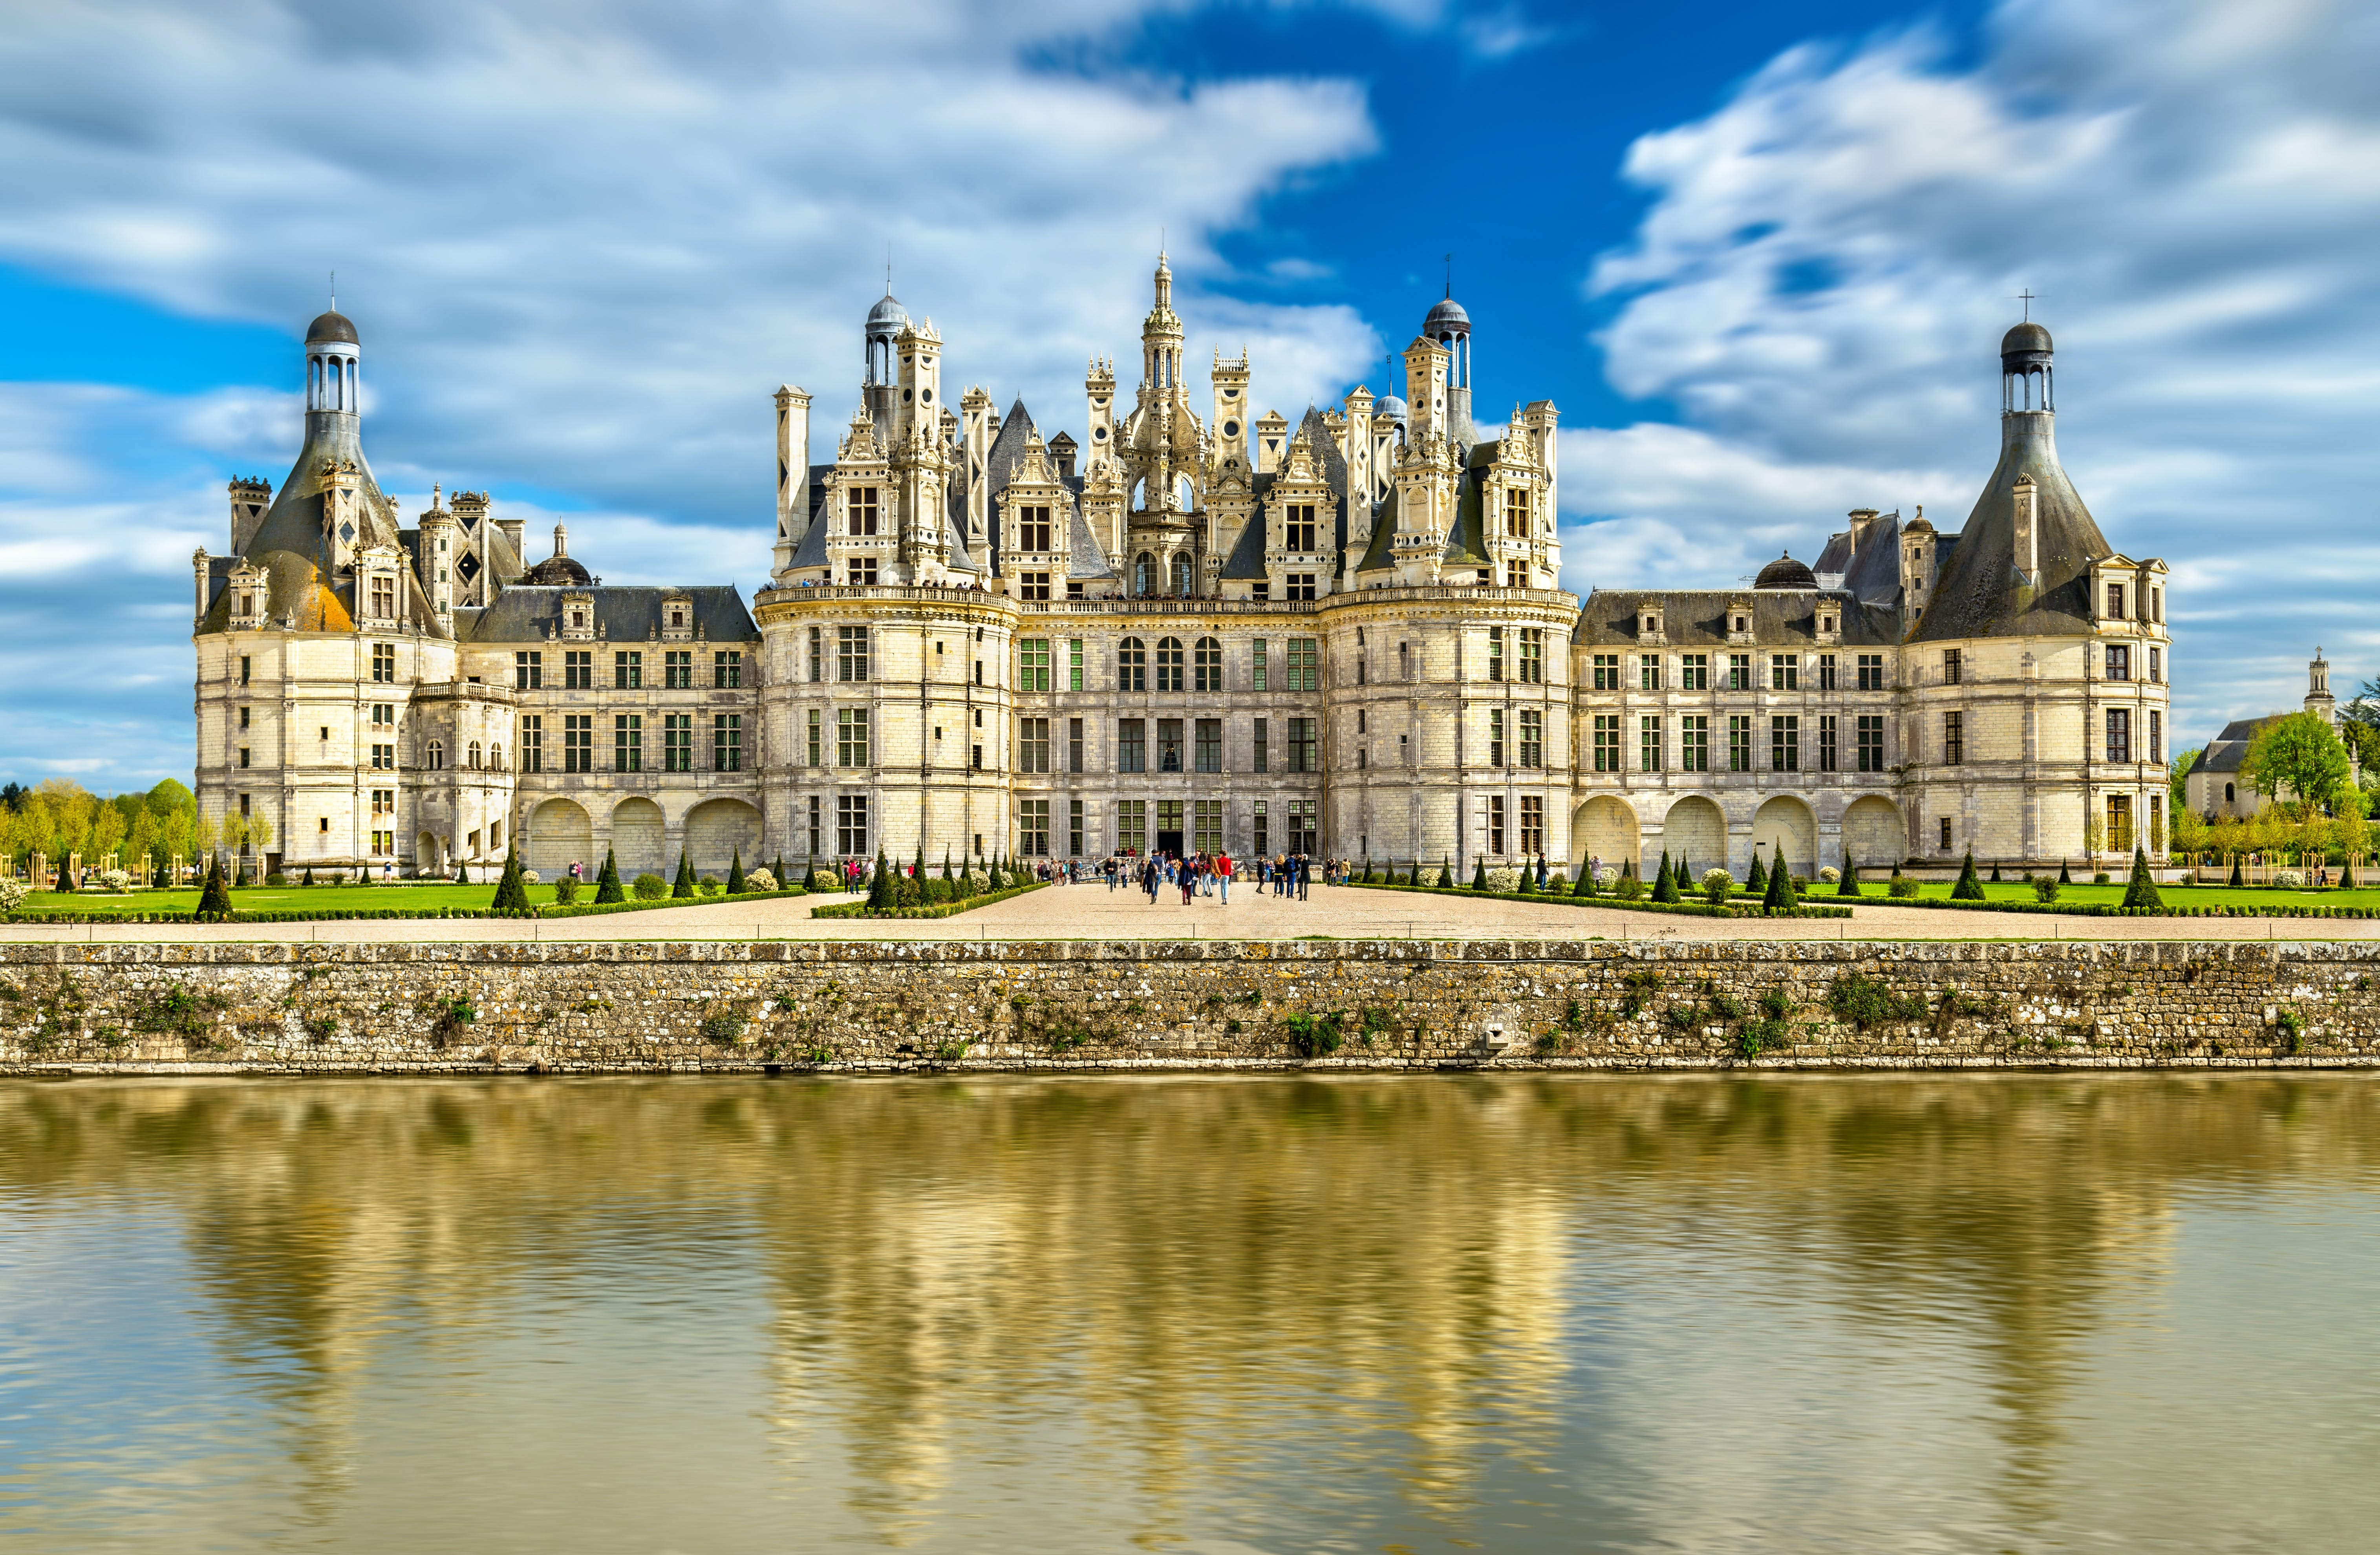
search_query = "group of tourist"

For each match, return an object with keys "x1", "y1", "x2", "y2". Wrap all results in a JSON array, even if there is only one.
[{"x1": 1078, "y1": 850, "x2": 1356, "y2": 905}]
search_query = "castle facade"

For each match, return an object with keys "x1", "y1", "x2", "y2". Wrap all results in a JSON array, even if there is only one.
[{"x1": 193, "y1": 263, "x2": 2171, "y2": 882}]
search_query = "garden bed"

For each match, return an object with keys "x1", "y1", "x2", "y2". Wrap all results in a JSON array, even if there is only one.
[{"x1": 810, "y1": 882, "x2": 1048, "y2": 921}]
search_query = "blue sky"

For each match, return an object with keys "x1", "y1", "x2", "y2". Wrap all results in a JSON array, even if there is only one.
[{"x1": 2, "y1": 0, "x2": 2374, "y2": 789}]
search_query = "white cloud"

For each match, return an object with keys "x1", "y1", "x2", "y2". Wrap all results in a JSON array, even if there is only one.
[{"x1": 1568, "y1": 0, "x2": 2380, "y2": 745}]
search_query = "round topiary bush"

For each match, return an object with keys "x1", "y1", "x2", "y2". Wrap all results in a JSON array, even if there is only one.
[
  {"x1": 698, "y1": 877, "x2": 723, "y2": 896},
  {"x1": 1818, "y1": 866, "x2": 1841, "y2": 883},
  {"x1": 632, "y1": 873, "x2": 669, "y2": 899},
  {"x1": 1888, "y1": 878, "x2": 1921, "y2": 899},
  {"x1": 745, "y1": 869, "x2": 777, "y2": 892},
  {"x1": 1700, "y1": 868, "x2": 1734, "y2": 905}
]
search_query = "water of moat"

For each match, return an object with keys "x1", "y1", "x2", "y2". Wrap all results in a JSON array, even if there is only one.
[{"x1": 4, "y1": 1074, "x2": 2377, "y2": 1553}]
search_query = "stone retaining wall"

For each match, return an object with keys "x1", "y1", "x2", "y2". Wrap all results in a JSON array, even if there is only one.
[{"x1": 4, "y1": 938, "x2": 2377, "y2": 1074}]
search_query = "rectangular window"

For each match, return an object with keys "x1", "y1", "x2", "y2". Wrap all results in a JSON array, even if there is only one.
[
  {"x1": 1519, "y1": 709, "x2": 1542, "y2": 769},
  {"x1": 713, "y1": 714, "x2": 741, "y2": 772},
  {"x1": 1253, "y1": 718, "x2": 1269, "y2": 774},
  {"x1": 371, "y1": 643, "x2": 395, "y2": 683},
  {"x1": 1020, "y1": 571, "x2": 1050, "y2": 603},
  {"x1": 1941, "y1": 817, "x2": 1954, "y2": 852},
  {"x1": 1772, "y1": 715, "x2": 1800, "y2": 772},
  {"x1": 520, "y1": 716, "x2": 543, "y2": 773},
  {"x1": 807, "y1": 708, "x2": 822, "y2": 767},
  {"x1": 1252, "y1": 639, "x2": 1269, "y2": 691},
  {"x1": 1194, "y1": 799, "x2": 1223, "y2": 856},
  {"x1": 1818, "y1": 654, "x2": 1836, "y2": 691},
  {"x1": 1943, "y1": 649, "x2": 1963, "y2": 686},
  {"x1": 1640, "y1": 653, "x2": 1661, "y2": 691},
  {"x1": 1117, "y1": 800, "x2": 1147, "y2": 856},
  {"x1": 1857, "y1": 653, "x2": 1884, "y2": 691},
  {"x1": 1288, "y1": 717, "x2": 1318, "y2": 773},
  {"x1": 1728, "y1": 716, "x2": 1752, "y2": 772},
  {"x1": 1068, "y1": 639, "x2": 1085, "y2": 691},
  {"x1": 715, "y1": 651, "x2": 742, "y2": 689},
  {"x1": 1018, "y1": 717, "x2": 1049, "y2": 773},
  {"x1": 1069, "y1": 799, "x2": 1085, "y2": 858},
  {"x1": 2107, "y1": 582, "x2": 2127, "y2": 619},
  {"x1": 1118, "y1": 719, "x2": 1146, "y2": 773},
  {"x1": 1488, "y1": 795, "x2": 1506, "y2": 856},
  {"x1": 837, "y1": 708, "x2": 870, "y2": 767},
  {"x1": 1488, "y1": 626, "x2": 1504, "y2": 682},
  {"x1": 1504, "y1": 486, "x2": 1529, "y2": 539},
  {"x1": 370, "y1": 575, "x2": 395, "y2": 619},
  {"x1": 837, "y1": 626, "x2": 869, "y2": 682},
  {"x1": 370, "y1": 743, "x2": 394, "y2": 770},
  {"x1": 2106, "y1": 707, "x2": 2131, "y2": 763},
  {"x1": 1593, "y1": 714, "x2": 1621, "y2": 772},
  {"x1": 1680, "y1": 653, "x2": 1708, "y2": 691},
  {"x1": 1286, "y1": 574, "x2": 1316, "y2": 602},
  {"x1": 1251, "y1": 800, "x2": 1268, "y2": 857},
  {"x1": 847, "y1": 557, "x2": 878, "y2": 587},
  {"x1": 1154, "y1": 719, "x2": 1184, "y2": 773},
  {"x1": 1771, "y1": 654, "x2": 1799, "y2": 691},
  {"x1": 1640, "y1": 716, "x2": 1663, "y2": 772},
  {"x1": 1284, "y1": 502, "x2": 1317, "y2": 552},
  {"x1": 564, "y1": 715, "x2": 592, "y2": 773},
  {"x1": 809, "y1": 626, "x2": 822, "y2": 683},
  {"x1": 1019, "y1": 638, "x2": 1050, "y2": 692},
  {"x1": 514, "y1": 651, "x2": 542, "y2": 690},
  {"x1": 371, "y1": 789, "x2": 394, "y2": 815},
  {"x1": 1944, "y1": 711, "x2": 1965, "y2": 765},
  {"x1": 1857, "y1": 714, "x2": 1886, "y2": 772},
  {"x1": 1195, "y1": 718, "x2": 1222, "y2": 773},
  {"x1": 1819, "y1": 713, "x2": 1837, "y2": 772},
  {"x1": 1519, "y1": 795, "x2": 1544, "y2": 857},
  {"x1": 2150, "y1": 709, "x2": 2162, "y2": 763},
  {"x1": 836, "y1": 795, "x2": 869, "y2": 857},
  {"x1": 371, "y1": 702, "x2": 393, "y2": 727},
  {"x1": 2149, "y1": 645, "x2": 2162, "y2": 683},
  {"x1": 663, "y1": 650, "x2": 693, "y2": 689},
  {"x1": 1518, "y1": 627, "x2": 1543, "y2": 684},
  {"x1": 1728, "y1": 653, "x2": 1751, "y2": 691},
  {"x1": 1680, "y1": 714, "x2": 1709, "y2": 772},
  {"x1": 614, "y1": 651, "x2": 642, "y2": 690},
  {"x1": 663, "y1": 713, "x2": 693, "y2": 771},
  {"x1": 2106, "y1": 644, "x2": 2130, "y2": 681},
  {"x1": 1285, "y1": 639, "x2": 1319, "y2": 692},
  {"x1": 1019, "y1": 799, "x2": 1050, "y2": 857},
  {"x1": 2107, "y1": 794, "x2": 2134, "y2": 851},
  {"x1": 1158, "y1": 800, "x2": 1185, "y2": 845},
  {"x1": 565, "y1": 650, "x2": 592, "y2": 689},
  {"x1": 848, "y1": 486, "x2": 878, "y2": 537},
  {"x1": 1286, "y1": 800, "x2": 1316, "y2": 857},
  {"x1": 807, "y1": 796, "x2": 821, "y2": 858},
  {"x1": 614, "y1": 713, "x2": 642, "y2": 772},
  {"x1": 241, "y1": 654, "x2": 254, "y2": 685},
  {"x1": 1017, "y1": 505, "x2": 1053, "y2": 553},
  {"x1": 1068, "y1": 718, "x2": 1084, "y2": 774},
  {"x1": 1593, "y1": 653, "x2": 1619, "y2": 690}
]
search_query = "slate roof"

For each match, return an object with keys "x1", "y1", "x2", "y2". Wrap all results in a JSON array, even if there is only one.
[
  {"x1": 1912, "y1": 413, "x2": 2110, "y2": 643},
  {"x1": 1066, "y1": 506, "x2": 1115, "y2": 579},
  {"x1": 2197, "y1": 716, "x2": 2285, "y2": 776},
  {"x1": 456, "y1": 584, "x2": 758, "y2": 645},
  {"x1": 1571, "y1": 589, "x2": 1898, "y2": 647}
]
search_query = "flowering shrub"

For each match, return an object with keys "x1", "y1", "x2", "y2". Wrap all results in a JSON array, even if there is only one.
[
  {"x1": 521, "y1": 869, "x2": 541, "y2": 885},
  {"x1": 1595, "y1": 868, "x2": 1619, "y2": 888},
  {"x1": 0, "y1": 878, "x2": 27, "y2": 913},
  {"x1": 1485, "y1": 867, "x2": 1523, "y2": 892},
  {"x1": 97, "y1": 869, "x2": 133, "y2": 892},
  {"x1": 1700, "y1": 868, "x2": 1734, "y2": 905},
  {"x1": 808, "y1": 870, "x2": 843, "y2": 892},
  {"x1": 744, "y1": 869, "x2": 777, "y2": 892},
  {"x1": 2276, "y1": 869, "x2": 2306, "y2": 888},
  {"x1": 1818, "y1": 866, "x2": 1841, "y2": 883}
]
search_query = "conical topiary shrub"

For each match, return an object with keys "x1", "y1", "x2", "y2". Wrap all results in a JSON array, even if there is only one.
[
  {"x1": 727, "y1": 848, "x2": 747, "y2": 895},
  {"x1": 913, "y1": 843, "x2": 927, "y2": 891},
  {"x1": 1952, "y1": 850, "x2": 1985, "y2": 901},
  {"x1": 2122, "y1": 843, "x2": 2164, "y2": 910},
  {"x1": 1407, "y1": 859, "x2": 1423, "y2": 888},
  {"x1": 773, "y1": 856, "x2": 787, "y2": 891},
  {"x1": 2342, "y1": 859, "x2": 2359, "y2": 890},
  {"x1": 1472, "y1": 858, "x2": 1489, "y2": 891},
  {"x1": 2060, "y1": 857, "x2": 2073, "y2": 884},
  {"x1": 1838, "y1": 862, "x2": 1863, "y2": 898},
  {"x1": 1437, "y1": 856, "x2": 1454, "y2": 888},
  {"x1": 301, "y1": 866, "x2": 315, "y2": 887},
  {"x1": 1573, "y1": 860, "x2": 1597, "y2": 897},
  {"x1": 491, "y1": 846, "x2": 532, "y2": 914},
  {"x1": 2228, "y1": 855, "x2": 2244, "y2": 888},
  {"x1": 672, "y1": 850, "x2": 696, "y2": 899},
  {"x1": 1651, "y1": 850, "x2": 1679, "y2": 904},
  {"x1": 595, "y1": 848, "x2": 624, "y2": 904},
  {"x1": 1763, "y1": 852, "x2": 1796, "y2": 914},
  {"x1": 454, "y1": 861, "x2": 469, "y2": 885},
  {"x1": 196, "y1": 856, "x2": 233, "y2": 920},
  {"x1": 1745, "y1": 852, "x2": 1768, "y2": 898},
  {"x1": 1518, "y1": 857, "x2": 1537, "y2": 894},
  {"x1": 867, "y1": 849, "x2": 896, "y2": 910}
]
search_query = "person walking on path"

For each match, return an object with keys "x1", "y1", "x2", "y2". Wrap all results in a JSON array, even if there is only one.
[
  {"x1": 1298, "y1": 854, "x2": 1310, "y2": 901},
  {"x1": 1216, "y1": 850, "x2": 1232, "y2": 904},
  {"x1": 1180, "y1": 860, "x2": 1197, "y2": 906}
]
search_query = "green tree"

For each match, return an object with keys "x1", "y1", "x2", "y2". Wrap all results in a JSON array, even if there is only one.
[
  {"x1": 1951, "y1": 850, "x2": 1985, "y2": 901},
  {"x1": 867, "y1": 848, "x2": 896, "y2": 910},
  {"x1": 726, "y1": 848, "x2": 746, "y2": 895},
  {"x1": 195, "y1": 855, "x2": 233, "y2": 919},
  {"x1": 1436, "y1": 856, "x2": 1454, "y2": 888},
  {"x1": 1838, "y1": 862, "x2": 1862, "y2": 898},
  {"x1": 595, "y1": 848, "x2": 624, "y2": 904},
  {"x1": 491, "y1": 847, "x2": 532, "y2": 914},
  {"x1": 2245, "y1": 711, "x2": 2354, "y2": 813},
  {"x1": 1572, "y1": 859, "x2": 1597, "y2": 897},
  {"x1": 1745, "y1": 851, "x2": 1768, "y2": 898},
  {"x1": 672, "y1": 850, "x2": 696, "y2": 898},
  {"x1": 1762, "y1": 854, "x2": 1795, "y2": 914},
  {"x1": 2122, "y1": 843, "x2": 2164, "y2": 910},
  {"x1": 1471, "y1": 858, "x2": 1489, "y2": 891},
  {"x1": 1651, "y1": 850, "x2": 1679, "y2": 903}
]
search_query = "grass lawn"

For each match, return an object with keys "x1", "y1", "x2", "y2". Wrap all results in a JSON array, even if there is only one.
[
  {"x1": 1838, "y1": 880, "x2": 2380, "y2": 912},
  {"x1": 19, "y1": 883, "x2": 567, "y2": 915}
]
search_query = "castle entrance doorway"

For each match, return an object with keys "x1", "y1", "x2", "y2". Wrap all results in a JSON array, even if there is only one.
[{"x1": 1157, "y1": 829, "x2": 1184, "y2": 857}]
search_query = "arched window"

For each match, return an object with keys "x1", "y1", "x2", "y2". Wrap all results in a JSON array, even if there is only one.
[
  {"x1": 1172, "y1": 553, "x2": 1193, "y2": 596},
  {"x1": 468, "y1": 741, "x2": 483, "y2": 769},
  {"x1": 428, "y1": 740, "x2": 445, "y2": 771},
  {"x1": 1118, "y1": 637, "x2": 1147, "y2": 693},
  {"x1": 490, "y1": 743, "x2": 504, "y2": 770},
  {"x1": 2226, "y1": 782, "x2": 2235, "y2": 804},
  {"x1": 1194, "y1": 636, "x2": 1222, "y2": 691},
  {"x1": 1156, "y1": 637, "x2": 1185, "y2": 693},
  {"x1": 1175, "y1": 474, "x2": 1194, "y2": 511},
  {"x1": 1134, "y1": 552, "x2": 1154, "y2": 596}
]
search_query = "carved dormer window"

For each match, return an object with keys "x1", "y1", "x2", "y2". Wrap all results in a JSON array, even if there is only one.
[
  {"x1": 662, "y1": 593, "x2": 694, "y2": 642},
  {"x1": 562, "y1": 592, "x2": 596, "y2": 641}
]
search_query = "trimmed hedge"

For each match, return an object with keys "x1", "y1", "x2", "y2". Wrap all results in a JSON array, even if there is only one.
[
  {"x1": 3, "y1": 886, "x2": 807, "y2": 926},
  {"x1": 811, "y1": 881, "x2": 1048, "y2": 920},
  {"x1": 1351, "y1": 881, "x2": 1853, "y2": 920},
  {"x1": 1887, "y1": 896, "x2": 2379, "y2": 921}
]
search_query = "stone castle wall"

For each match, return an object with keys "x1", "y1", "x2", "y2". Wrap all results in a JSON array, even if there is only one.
[{"x1": 4, "y1": 938, "x2": 2378, "y2": 1074}]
